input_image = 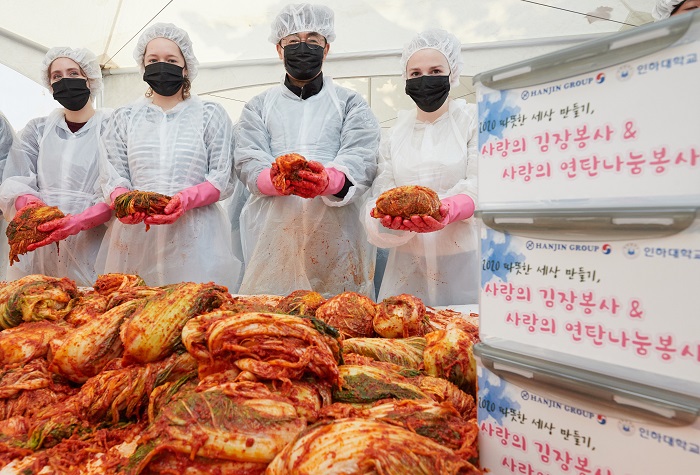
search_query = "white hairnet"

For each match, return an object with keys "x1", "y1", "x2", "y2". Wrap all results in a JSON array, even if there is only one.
[
  {"x1": 400, "y1": 29, "x2": 463, "y2": 88},
  {"x1": 652, "y1": 0, "x2": 685, "y2": 20},
  {"x1": 133, "y1": 23, "x2": 199, "y2": 80},
  {"x1": 269, "y1": 3, "x2": 336, "y2": 44},
  {"x1": 41, "y1": 47, "x2": 103, "y2": 97}
]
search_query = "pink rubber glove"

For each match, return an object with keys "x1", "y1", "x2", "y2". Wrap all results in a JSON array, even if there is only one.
[
  {"x1": 15, "y1": 194, "x2": 46, "y2": 211},
  {"x1": 109, "y1": 187, "x2": 144, "y2": 225},
  {"x1": 373, "y1": 209, "x2": 411, "y2": 231},
  {"x1": 402, "y1": 206, "x2": 448, "y2": 233},
  {"x1": 442, "y1": 194, "x2": 475, "y2": 222},
  {"x1": 109, "y1": 187, "x2": 130, "y2": 206},
  {"x1": 145, "y1": 181, "x2": 221, "y2": 226},
  {"x1": 290, "y1": 161, "x2": 334, "y2": 199},
  {"x1": 257, "y1": 168, "x2": 286, "y2": 196},
  {"x1": 320, "y1": 167, "x2": 346, "y2": 196},
  {"x1": 27, "y1": 203, "x2": 112, "y2": 251},
  {"x1": 402, "y1": 194, "x2": 475, "y2": 233}
]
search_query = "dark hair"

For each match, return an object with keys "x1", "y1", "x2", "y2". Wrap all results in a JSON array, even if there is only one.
[
  {"x1": 181, "y1": 77, "x2": 191, "y2": 100},
  {"x1": 671, "y1": 1, "x2": 686, "y2": 15}
]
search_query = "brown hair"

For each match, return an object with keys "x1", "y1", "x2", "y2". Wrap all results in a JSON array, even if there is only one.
[
  {"x1": 671, "y1": 1, "x2": 686, "y2": 15},
  {"x1": 181, "y1": 77, "x2": 191, "y2": 99}
]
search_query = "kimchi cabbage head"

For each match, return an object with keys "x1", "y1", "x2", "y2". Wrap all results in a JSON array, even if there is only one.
[{"x1": 0, "y1": 275, "x2": 77, "y2": 329}]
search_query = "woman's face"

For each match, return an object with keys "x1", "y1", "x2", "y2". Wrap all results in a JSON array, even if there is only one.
[
  {"x1": 49, "y1": 57, "x2": 88, "y2": 89},
  {"x1": 673, "y1": 0, "x2": 700, "y2": 15},
  {"x1": 144, "y1": 37, "x2": 187, "y2": 74},
  {"x1": 406, "y1": 48, "x2": 450, "y2": 80}
]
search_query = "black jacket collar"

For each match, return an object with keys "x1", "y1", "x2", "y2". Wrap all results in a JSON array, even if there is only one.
[{"x1": 284, "y1": 72, "x2": 324, "y2": 99}]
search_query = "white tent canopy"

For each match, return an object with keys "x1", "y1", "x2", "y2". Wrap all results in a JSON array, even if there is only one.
[{"x1": 0, "y1": 0, "x2": 656, "y2": 125}]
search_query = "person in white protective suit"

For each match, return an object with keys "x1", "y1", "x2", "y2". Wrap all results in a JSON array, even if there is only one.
[
  {"x1": 98, "y1": 23, "x2": 242, "y2": 289},
  {"x1": 363, "y1": 29, "x2": 479, "y2": 307},
  {"x1": 0, "y1": 48, "x2": 113, "y2": 286},
  {"x1": 653, "y1": 0, "x2": 699, "y2": 20},
  {"x1": 0, "y1": 112, "x2": 15, "y2": 281},
  {"x1": 234, "y1": 3, "x2": 380, "y2": 298}
]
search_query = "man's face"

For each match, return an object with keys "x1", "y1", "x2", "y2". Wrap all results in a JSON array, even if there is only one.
[{"x1": 276, "y1": 31, "x2": 329, "y2": 60}]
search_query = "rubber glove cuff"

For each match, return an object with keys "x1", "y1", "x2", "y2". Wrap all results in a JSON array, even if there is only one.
[
  {"x1": 39, "y1": 203, "x2": 111, "y2": 235},
  {"x1": 30, "y1": 203, "x2": 112, "y2": 250},
  {"x1": 320, "y1": 167, "x2": 346, "y2": 196},
  {"x1": 257, "y1": 168, "x2": 283, "y2": 196},
  {"x1": 15, "y1": 194, "x2": 45, "y2": 211},
  {"x1": 442, "y1": 194, "x2": 475, "y2": 225},
  {"x1": 110, "y1": 187, "x2": 130, "y2": 206},
  {"x1": 74, "y1": 202, "x2": 113, "y2": 231},
  {"x1": 177, "y1": 181, "x2": 221, "y2": 212}
]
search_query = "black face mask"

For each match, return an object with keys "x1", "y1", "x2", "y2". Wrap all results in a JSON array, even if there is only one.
[
  {"x1": 283, "y1": 43, "x2": 324, "y2": 81},
  {"x1": 52, "y1": 78, "x2": 91, "y2": 111},
  {"x1": 143, "y1": 62, "x2": 185, "y2": 97},
  {"x1": 405, "y1": 75, "x2": 451, "y2": 113}
]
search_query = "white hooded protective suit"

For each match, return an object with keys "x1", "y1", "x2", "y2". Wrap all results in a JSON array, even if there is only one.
[
  {"x1": 363, "y1": 99, "x2": 479, "y2": 306},
  {"x1": 0, "y1": 109, "x2": 111, "y2": 286},
  {"x1": 235, "y1": 76, "x2": 380, "y2": 298},
  {"x1": 0, "y1": 112, "x2": 15, "y2": 281},
  {"x1": 98, "y1": 95, "x2": 242, "y2": 289}
]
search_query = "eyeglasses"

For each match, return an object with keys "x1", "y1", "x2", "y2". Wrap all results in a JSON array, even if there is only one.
[{"x1": 280, "y1": 35, "x2": 326, "y2": 49}]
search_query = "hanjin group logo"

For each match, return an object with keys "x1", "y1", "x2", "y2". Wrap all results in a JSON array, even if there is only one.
[
  {"x1": 595, "y1": 72, "x2": 606, "y2": 84},
  {"x1": 601, "y1": 244, "x2": 611, "y2": 255},
  {"x1": 617, "y1": 65, "x2": 633, "y2": 81},
  {"x1": 521, "y1": 90, "x2": 530, "y2": 100}
]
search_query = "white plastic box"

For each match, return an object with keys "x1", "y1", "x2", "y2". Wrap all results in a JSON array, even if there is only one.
[
  {"x1": 476, "y1": 344, "x2": 700, "y2": 475},
  {"x1": 475, "y1": 15, "x2": 700, "y2": 210},
  {"x1": 478, "y1": 221, "x2": 700, "y2": 398},
  {"x1": 473, "y1": 14, "x2": 700, "y2": 471},
  {"x1": 475, "y1": 12, "x2": 700, "y2": 399}
]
